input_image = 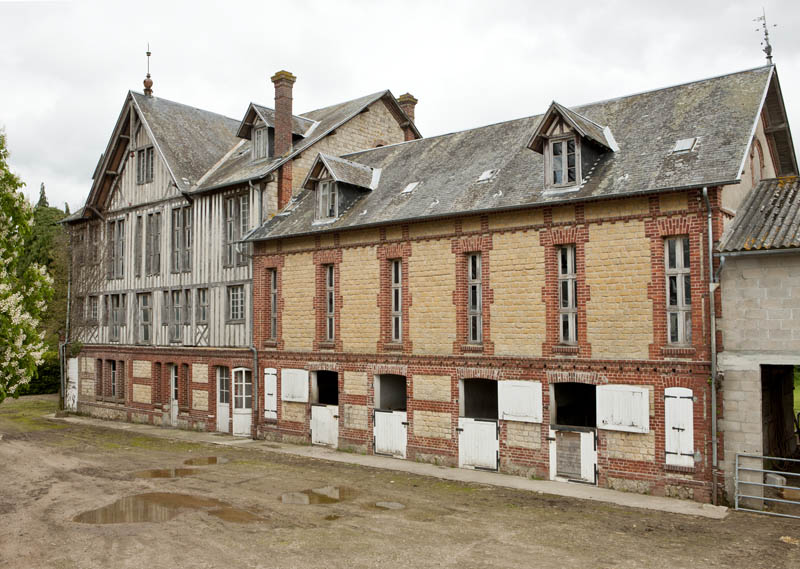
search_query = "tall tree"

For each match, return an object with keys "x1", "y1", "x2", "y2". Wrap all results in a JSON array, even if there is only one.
[{"x1": 0, "y1": 129, "x2": 53, "y2": 404}]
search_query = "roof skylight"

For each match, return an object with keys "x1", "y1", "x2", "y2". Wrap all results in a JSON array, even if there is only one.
[
  {"x1": 401, "y1": 182, "x2": 419, "y2": 194},
  {"x1": 672, "y1": 138, "x2": 696, "y2": 153},
  {"x1": 477, "y1": 169, "x2": 499, "y2": 182}
]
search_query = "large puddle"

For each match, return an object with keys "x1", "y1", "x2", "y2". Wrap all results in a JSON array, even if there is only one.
[
  {"x1": 280, "y1": 486, "x2": 353, "y2": 505},
  {"x1": 183, "y1": 456, "x2": 226, "y2": 466},
  {"x1": 134, "y1": 468, "x2": 198, "y2": 479},
  {"x1": 73, "y1": 493, "x2": 267, "y2": 524}
]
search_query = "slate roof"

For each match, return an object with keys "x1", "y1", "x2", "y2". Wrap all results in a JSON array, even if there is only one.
[
  {"x1": 529, "y1": 102, "x2": 618, "y2": 152},
  {"x1": 304, "y1": 153, "x2": 378, "y2": 190},
  {"x1": 237, "y1": 103, "x2": 316, "y2": 138},
  {"x1": 718, "y1": 177, "x2": 800, "y2": 253},
  {"x1": 249, "y1": 66, "x2": 781, "y2": 242},
  {"x1": 130, "y1": 92, "x2": 241, "y2": 190},
  {"x1": 194, "y1": 90, "x2": 417, "y2": 192}
]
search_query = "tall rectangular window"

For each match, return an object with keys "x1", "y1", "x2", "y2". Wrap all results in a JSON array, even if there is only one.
[
  {"x1": 558, "y1": 245, "x2": 577, "y2": 344},
  {"x1": 171, "y1": 205, "x2": 192, "y2": 273},
  {"x1": 665, "y1": 237, "x2": 691, "y2": 344},
  {"x1": 391, "y1": 260, "x2": 402, "y2": 343},
  {"x1": 316, "y1": 181, "x2": 337, "y2": 221},
  {"x1": 196, "y1": 288, "x2": 208, "y2": 324},
  {"x1": 269, "y1": 269, "x2": 278, "y2": 341},
  {"x1": 217, "y1": 366, "x2": 230, "y2": 404},
  {"x1": 228, "y1": 285, "x2": 245, "y2": 322},
  {"x1": 110, "y1": 294, "x2": 125, "y2": 342},
  {"x1": 145, "y1": 211, "x2": 161, "y2": 275},
  {"x1": 253, "y1": 127, "x2": 268, "y2": 160},
  {"x1": 135, "y1": 215, "x2": 143, "y2": 277},
  {"x1": 169, "y1": 289, "x2": 183, "y2": 342},
  {"x1": 107, "y1": 218, "x2": 125, "y2": 279},
  {"x1": 136, "y1": 147, "x2": 154, "y2": 184},
  {"x1": 325, "y1": 265, "x2": 335, "y2": 341},
  {"x1": 88, "y1": 296, "x2": 99, "y2": 324},
  {"x1": 137, "y1": 293, "x2": 152, "y2": 344},
  {"x1": 89, "y1": 224, "x2": 99, "y2": 264},
  {"x1": 467, "y1": 253, "x2": 482, "y2": 343},
  {"x1": 224, "y1": 194, "x2": 250, "y2": 267},
  {"x1": 110, "y1": 360, "x2": 118, "y2": 398},
  {"x1": 550, "y1": 138, "x2": 577, "y2": 186}
]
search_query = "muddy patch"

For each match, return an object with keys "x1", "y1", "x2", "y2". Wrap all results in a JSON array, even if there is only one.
[
  {"x1": 134, "y1": 468, "x2": 199, "y2": 479},
  {"x1": 73, "y1": 492, "x2": 267, "y2": 524},
  {"x1": 183, "y1": 456, "x2": 227, "y2": 466},
  {"x1": 376, "y1": 501, "x2": 405, "y2": 510},
  {"x1": 280, "y1": 486, "x2": 354, "y2": 505}
]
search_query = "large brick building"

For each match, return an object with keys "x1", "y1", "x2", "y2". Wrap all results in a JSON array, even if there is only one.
[
  {"x1": 65, "y1": 64, "x2": 798, "y2": 504},
  {"x1": 243, "y1": 65, "x2": 796, "y2": 503}
]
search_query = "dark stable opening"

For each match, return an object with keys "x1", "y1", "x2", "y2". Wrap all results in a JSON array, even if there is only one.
[
  {"x1": 462, "y1": 378, "x2": 498, "y2": 420},
  {"x1": 316, "y1": 371, "x2": 339, "y2": 406},
  {"x1": 761, "y1": 365, "x2": 798, "y2": 460},
  {"x1": 553, "y1": 383, "x2": 596, "y2": 428},
  {"x1": 378, "y1": 374, "x2": 407, "y2": 411}
]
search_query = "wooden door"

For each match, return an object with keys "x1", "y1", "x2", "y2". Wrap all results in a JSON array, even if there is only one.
[
  {"x1": 458, "y1": 418, "x2": 498, "y2": 470},
  {"x1": 374, "y1": 410, "x2": 407, "y2": 458}
]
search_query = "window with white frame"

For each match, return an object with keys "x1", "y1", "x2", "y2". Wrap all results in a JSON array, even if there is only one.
[
  {"x1": 316, "y1": 180, "x2": 337, "y2": 221},
  {"x1": 325, "y1": 265, "x2": 335, "y2": 341},
  {"x1": 224, "y1": 194, "x2": 250, "y2": 266},
  {"x1": 136, "y1": 147, "x2": 154, "y2": 184},
  {"x1": 391, "y1": 259, "x2": 402, "y2": 343},
  {"x1": 665, "y1": 236, "x2": 691, "y2": 344},
  {"x1": 171, "y1": 205, "x2": 192, "y2": 273},
  {"x1": 233, "y1": 368, "x2": 253, "y2": 410},
  {"x1": 107, "y1": 218, "x2": 125, "y2": 279},
  {"x1": 110, "y1": 360, "x2": 118, "y2": 398},
  {"x1": 196, "y1": 288, "x2": 208, "y2": 324},
  {"x1": 558, "y1": 245, "x2": 578, "y2": 344},
  {"x1": 88, "y1": 296, "x2": 99, "y2": 324},
  {"x1": 145, "y1": 211, "x2": 161, "y2": 275},
  {"x1": 137, "y1": 293, "x2": 152, "y2": 344},
  {"x1": 269, "y1": 269, "x2": 278, "y2": 340},
  {"x1": 228, "y1": 285, "x2": 245, "y2": 322},
  {"x1": 467, "y1": 253, "x2": 482, "y2": 343},
  {"x1": 550, "y1": 137, "x2": 577, "y2": 186},
  {"x1": 253, "y1": 126, "x2": 268, "y2": 160},
  {"x1": 217, "y1": 366, "x2": 230, "y2": 404}
]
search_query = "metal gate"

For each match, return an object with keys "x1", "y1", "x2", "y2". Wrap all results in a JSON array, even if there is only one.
[
  {"x1": 374, "y1": 410, "x2": 407, "y2": 458},
  {"x1": 311, "y1": 404, "x2": 339, "y2": 447},
  {"x1": 457, "y1": 418, "x2": 498, "y2": 470},
  {"x1": 735, "y1": 453, "x2": 800, "y2": 519}
]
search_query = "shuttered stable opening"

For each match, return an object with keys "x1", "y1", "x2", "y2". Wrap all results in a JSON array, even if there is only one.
[
  {"x1": 550, "y1": 383, "x2": 597, "y2": 484},
  {"x1": 313, "y1": 371, "x2": 339, "y2": 406},
  {"x1": 458, "y1": 379, "x2": 499, "y2": 471},
  {"x1": 374, "y1": 375, "x2": 408, "y2": 459},
  {"x1": 461, "y1": 378, "x2": 498, "y2": 420},
  {"x1": 375, "y1": 374, "x2": 407, "y2": 411},
  {"x1": 552, "y1": 383, "x2": 595, "y2": 428}
]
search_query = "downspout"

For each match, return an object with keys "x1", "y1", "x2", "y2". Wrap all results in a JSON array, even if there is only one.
[
  {"x1": 58, "y1": 271, "x2": 72, "y2": 411},
  {"x1": 702, "y1": 187, "x2": 719, "y2": 505},
  {"x1": 248, "y1": 179, "x2": 259, "y2": 440}
]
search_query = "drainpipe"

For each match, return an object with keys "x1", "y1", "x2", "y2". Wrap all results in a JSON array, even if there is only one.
[
  {"x1": 702, "y1": 187, "x2": 719, "y2": 505},
  {"x1": 248, "y1": 179, "x2": 259, "y2": 440},
  {"x1": 58, "y1": 271, "x2": 72, "y2": 411}
]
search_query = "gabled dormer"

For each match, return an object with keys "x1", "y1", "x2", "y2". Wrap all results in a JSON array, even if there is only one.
[
  {"x1": 302, "y1": 153, "x2": 380, "y2": 222},
  {"x1": 235, "y1": 102, "x2": 316, "y2": 162},
  {"x1": 528, "y1": 101, "x2": 618, "y2": 191}
]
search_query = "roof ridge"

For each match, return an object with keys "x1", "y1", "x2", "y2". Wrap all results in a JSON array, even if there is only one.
[
  {"x1": 298, "y1": 90, "x2": 388, "y2": 118},
  {"x1": 130, "y1": 91, "x2": 241, "y2": 124},
  {"x1": 252, "y1": 102, "x2": 317, "y2": 125}
]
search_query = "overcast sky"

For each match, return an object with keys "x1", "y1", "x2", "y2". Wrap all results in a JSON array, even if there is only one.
[{"x1": 1, "y1": 0, "x2": 798, "y2": 211}]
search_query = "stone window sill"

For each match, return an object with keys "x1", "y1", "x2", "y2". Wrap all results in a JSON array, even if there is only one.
[
  {"x1": 661, "y1": 346, "x2": 696, "y2": 358},
  {"x1": 263, "y1": 340, "x2": 279, "y2": 349},
  {"x1": 461, "y1": 343, "x2": 484, "y2": 353},
  {"x1": 664, "y1": 464, "x2": 696, "y2": 474},
  {"x1": 318, "y1": 341, "x2": 335, "y2": 350},
  {"x1": 383, "y1": 342, "x2": 404, "y2": 352},
  {"x1": 552, "y1": 344, "x2": 580, "y2": 355}
]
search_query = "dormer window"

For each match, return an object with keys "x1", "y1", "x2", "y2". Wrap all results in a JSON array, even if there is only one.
[
  {"x1": 550, "y1": 137, "x2": 577, "y2": 186},
  {"x1": 316, "y1": 180, "x2": 337, "y2": 221},
  {"x1": 253, "y1": 126, "x2": 269, "y2": 160}
]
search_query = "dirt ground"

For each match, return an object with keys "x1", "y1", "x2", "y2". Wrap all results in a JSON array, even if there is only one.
[{"x1": 0, "y1": 395, "x2": 798, "y2": 569}]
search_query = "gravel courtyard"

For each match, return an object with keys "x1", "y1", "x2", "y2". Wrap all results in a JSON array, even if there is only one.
[{"x1": 1, "y1": 395, "x2": 798, "y2": 569}]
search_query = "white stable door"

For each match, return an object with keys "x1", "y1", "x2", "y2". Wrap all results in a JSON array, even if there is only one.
[
  {"x1": 264, "y1": 368, "x2": 278, "y2": 420},
  {"x1": 458, "y1": 418, "x2": 498, "y2": 470},
  {"x1": 374, "y1": 410, "x2": 407, "y2": 458},
  {"x1": 311, "y1": 404, "x2": 339, "y2": 447},
  {"x1": 232, "y1": 368, "x2": 252, "y2": 436},
  {"x1": 169, "y1": 365, "x2": 179, "y2": 427},
  {"x1": 216, "y1": 367, "x2": 230, "y2": 433}
]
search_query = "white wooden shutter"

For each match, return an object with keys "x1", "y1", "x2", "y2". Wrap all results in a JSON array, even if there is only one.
[
  {"x1": 665, "y1": 387, "x2": 694, "y2": 467},
  {"x1": 497, "y1": 380, "x2": 542, "y2": 423},
  {"x1": 264, "y1": 368, "x2": 278, "y2": 419},
  {"x1": 596, "y1": 384, "x2": 649, "y2": 433},
  {"x1": 281, "y1": 368, "x2": 309, "y2": 402}
]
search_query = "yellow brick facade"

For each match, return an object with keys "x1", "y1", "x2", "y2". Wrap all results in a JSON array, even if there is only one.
[
  {"x1": 659, "y1": 192, "x2": 688, "y2": 213},
  {"x1": 192, "y1": 363, "x2": 208, "y2": 383},
  {"x1": 413, "y1": 410, "x2": 452, "y2": 440},
  {"x1": 585, "y1": 220, "x2": 653, "y2": 359},
  {"x1": 282, "y1": 252, "x2": 316, "y2": 351},
  {"x1": 132, "y1": 360, "x2": 150, "y2": 379},
  {"x1": 585, "y1": 198, "x2": 649, "y2": 220},
  {"x1": 412, "y1": 374, "x2": 452, "y2": 402},
  {"x1": 340, "y1": 246, "x2": 380, "y2": 353},
  {"x1": 490, "y1": 230, "x2": 546, "y2": 356},
  {"x1": 132, "y1": 384, "x2": 152, "y2": 404},
  {"x1": 552, "y1": 205, "x2": 575, "y2": 223},
  {"x1": 191, "y1": 390, "x2": 208, "y2": 411},
  {"x1": 409, "y1": 238, "x2": 457, "y2": 354},
  {"x1": 343, "y1": 371, "x2": 368, "y2": 396},
  {"x1": 343, "y1": 404, "x2": 368, "y2": 430},
  {"x1": 282, "y1": 402, "x2": 306, "y2": 423},
  {"x1": 506, "y1": 421, "x2": 542, "y2": 449},
  {"x1": 605, "y1": 431, "x2": 655, "y2": 462}
]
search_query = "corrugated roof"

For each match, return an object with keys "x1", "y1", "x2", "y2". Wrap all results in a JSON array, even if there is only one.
[
  {"x1": 130, "y1": 92, "x2": 241, "y2": 189},
  {"x1": 249, "y1": 66, "x2": 777, "y2": 241},
  {"x1": 719, "y1": 177, "x2": 800, "y2": 252}
]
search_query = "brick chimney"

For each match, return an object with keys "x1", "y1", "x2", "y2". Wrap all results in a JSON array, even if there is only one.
[
  {"x1": 271, "y1": 70, "x2": 297, "y2": 209},
  {"x1": 397, "y1": 93, "x2": 418, "y2": 141}
]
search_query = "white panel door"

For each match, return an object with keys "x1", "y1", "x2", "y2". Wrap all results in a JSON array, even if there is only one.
[
  {"x1": 169, "y1": 365, "x2": 179, "y2": 427},
  {"x1": 665, "y1": 387, "x2": 694, "y2": 467},
  {"x1": 65, "y1": 358, "x2": 78, "y2": 412},
  {"x1": 580, "y1": 431, "x2": 597, "y2": 484},
  {"x1": 458, "y1": 418, "x2": 498, "y2": 470},
  {"x1": 264, "y1": 368, "x2": 277, "y2": 420},
  {"x1": 311, "y1": 404, "x2": 339, "y2": 447},
  {"x1": 216, "y1": 367, "x2": 230, "y2": 433},
  {"x1": 232, "y1": 368, "x2": 252, "y2": 436},
  {"x1": 374, "y1": 410, "x2": 407, "y2": 458}
]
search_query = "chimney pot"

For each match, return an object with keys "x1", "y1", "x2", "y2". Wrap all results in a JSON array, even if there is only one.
[{"x1": 397, "y1": 93, "x2": 418, "y2": 123}]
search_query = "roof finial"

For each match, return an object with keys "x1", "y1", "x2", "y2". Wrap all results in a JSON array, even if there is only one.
[
  {"x1": 143, "y1": 43, "x2": 154, "y2": 96},
  {"x1": 754, "y1": 8, "x2": 776, "y2": 65}
]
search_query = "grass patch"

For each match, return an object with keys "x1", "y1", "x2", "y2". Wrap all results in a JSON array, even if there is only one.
[{"x1": 0, "y1": 396, "x2": 65, "y2": 433}]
